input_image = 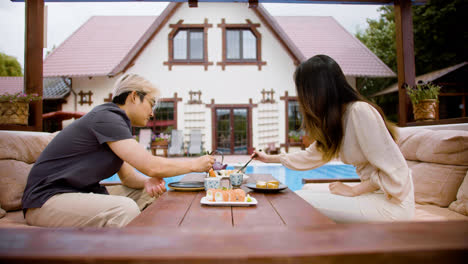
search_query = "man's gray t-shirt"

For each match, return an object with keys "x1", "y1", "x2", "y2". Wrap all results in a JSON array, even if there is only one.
[{"x1": 22, "y1": 103, "x2": 133, "y2": 211}]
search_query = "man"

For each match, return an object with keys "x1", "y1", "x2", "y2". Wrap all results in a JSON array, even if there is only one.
[{"x1": 22, "y1": 74, "x2": 214, "y2": 227}]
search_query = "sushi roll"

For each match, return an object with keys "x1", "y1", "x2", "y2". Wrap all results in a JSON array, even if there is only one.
[
  {"x1": 228, "y1": 190, "x2": 237, "y2": 202},
  {"x1": 215, "y1": 191, "x2": 224, "y2": 202},
  {"x1": 206, "y1": 189, "x2": 215, "y2": 201},
  {"x1": 234, "y1": 189, "x2": 246, "y2": 202},
  {"x1": 222, "y1": 190, "x2": 229, "y2": 202}
]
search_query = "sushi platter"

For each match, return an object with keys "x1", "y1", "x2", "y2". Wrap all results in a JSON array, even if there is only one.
[
  {"x1": 201, "y1": 188, "x2": 257, "y2": 206},
  {"x1": 200, "y1": 196, "x2": 257, "y2": 206}
]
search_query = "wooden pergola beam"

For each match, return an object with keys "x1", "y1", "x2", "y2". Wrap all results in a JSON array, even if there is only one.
[
  {"x1": 24, "y1": 0, "x2": 44, "y2": 131},
  {"x1": 394, "y1": 0, "x2": 415, "y2": 127}
]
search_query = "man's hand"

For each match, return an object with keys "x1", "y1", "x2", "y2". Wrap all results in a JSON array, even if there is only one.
[
  {"x1": 144, "y1": 177, "x2": 166, "y2": 198},
  {"x1": 329, "y1": 182, "x2": 356, "y2": 197},
  {"x1": 191, "y1": 155, "x2": 215, "y2": 172}
]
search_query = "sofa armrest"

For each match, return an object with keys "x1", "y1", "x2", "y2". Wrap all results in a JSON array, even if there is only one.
[{"x1": 302, "y1": 178, "x2": 361, "y2": 184}]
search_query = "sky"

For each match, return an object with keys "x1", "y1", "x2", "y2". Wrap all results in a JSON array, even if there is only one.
[{"x1": 0, "y1": 1, "x2": 384, "y2": 69}]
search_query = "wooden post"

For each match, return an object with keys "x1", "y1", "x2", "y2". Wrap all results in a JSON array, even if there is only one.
[
  {"x1": 24, "y1": 0, "x2": 44, "y2": 131},
  {"x1": 394, "y1": 0, "x2": 416, "y2": 127}
]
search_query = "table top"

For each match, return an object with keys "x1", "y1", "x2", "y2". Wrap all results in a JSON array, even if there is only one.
[{"x1": 127, "y1": 173, "x2": 335, "y2": 228}]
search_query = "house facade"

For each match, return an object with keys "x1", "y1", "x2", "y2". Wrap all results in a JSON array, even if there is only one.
[{"x1": 42, "y1": 3, "x2": 395, "y2": 154}]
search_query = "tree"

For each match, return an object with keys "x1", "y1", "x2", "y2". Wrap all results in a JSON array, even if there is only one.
[
  {"x1": 355, "y1": 0, "x2": 467, "y2": 121},
  {"x1": 0, "y1": 52, "x2": 23, "y2": 77}
]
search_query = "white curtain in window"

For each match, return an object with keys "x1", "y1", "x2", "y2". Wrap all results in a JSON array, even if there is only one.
[
  {"x1": 226, "y1": 30, "x2": 240, "y2": 59},
  {"x1": 190, "y1": 31, "x2": 203, "y2": 60},
  {"x1": 242, "y1": 30, "x2": 256, "y2": 59},
  {"x1": 174, "y1": 30, "x2": 187, "y2": 60}
]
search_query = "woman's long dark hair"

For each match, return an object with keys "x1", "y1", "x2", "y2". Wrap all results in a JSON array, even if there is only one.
[{"x1": 294, "y1": 54, "x2": 397, "y2": 162}]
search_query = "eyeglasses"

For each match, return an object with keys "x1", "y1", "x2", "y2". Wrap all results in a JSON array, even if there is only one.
[
  {"x1": 144, "y1": 97, "x2": 157, "y2": 112},
  {"x1": 136, "y1": 91, "x2": 157, "y2": 112}
]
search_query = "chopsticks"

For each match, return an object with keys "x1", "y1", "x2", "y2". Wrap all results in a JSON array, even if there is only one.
[{"x1": 235, "y1": 151, "x2": 260, "y2": 173}]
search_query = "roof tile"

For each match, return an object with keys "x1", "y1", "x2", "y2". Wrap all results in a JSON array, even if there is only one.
[
  {"x1": 44, "y1": 16, "x2": 156, "y2": 77},
  {"x1": 273, "y1": 16, "x2": 395, "y2": 77}
]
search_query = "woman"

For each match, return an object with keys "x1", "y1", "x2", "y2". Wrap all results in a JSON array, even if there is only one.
[{"x1": 253, "y1": 55, "x2": 414, "y2": 223}]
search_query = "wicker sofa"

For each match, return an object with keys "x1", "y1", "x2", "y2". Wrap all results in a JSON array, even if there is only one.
[{"x1": 1, "y1": 126, "x2": 468, "y2": 227}]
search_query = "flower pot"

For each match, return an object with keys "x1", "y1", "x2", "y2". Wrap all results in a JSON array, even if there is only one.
[
  {"x1": 0, "y1": 102, "x2": 29, "y2": 125},
  {"x1": 413, "y1": 99, "x2": 437, "y2": 121},
  {"x1": 152, "y1": 140, "x2": 168, "y2": 146}
]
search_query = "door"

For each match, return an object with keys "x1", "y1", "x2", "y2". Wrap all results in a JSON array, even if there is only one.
[{"x1": 215, "y1": 108, "x2": 249, "y2": 154}]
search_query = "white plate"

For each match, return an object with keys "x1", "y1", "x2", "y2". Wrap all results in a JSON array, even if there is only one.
[{"x1": 200, "y1": 196, "x2": 257, "y2": 207}]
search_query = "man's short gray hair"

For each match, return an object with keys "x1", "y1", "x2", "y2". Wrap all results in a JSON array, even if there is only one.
[{"x1": 112, "y1": 74, "x2": 160, "y2": 100}]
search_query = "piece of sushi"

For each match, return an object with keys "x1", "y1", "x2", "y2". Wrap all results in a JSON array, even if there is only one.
[
  {"x1": 222, "y1": 190, "x2": 229, "y2": 202},
  {"x1": 234, "y1": 189, "x2": 246, "y2": 202},
  {"x1": 215, "y1": 190, "x2": 224, "y2": 202},
  {"x1": 228, "y1": 190, "x2": 237, "y2": 202},
  {"x1": 206, "y1": 189, "x2": 215, "y2": 201}
]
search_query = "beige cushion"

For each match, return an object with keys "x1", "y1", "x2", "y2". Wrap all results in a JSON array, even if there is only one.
[
  {"x1": 0, "y1": 204, "x2": 5, "y2": 219},
  {"x1": 0, "y1": 210, "x2": 35, "y2": 228},
  {"x1": 0, "y1": 160, "x2": 33, "y2": 211},
  {"x1": 414, "y1": 204, "x2": 468, "y2": 221},
  {"x1": 398, "y1": 128, "x2": 468, "y2": 166},
  {"x1": 408, "y1": 160, "x2": 467, "y2": 207},
  {"x1": 0, "y1": 131, "x2": 55, "y2": 164},
  {"x1": 449, "y1": 171, "x2": 468, "y2": 216}
]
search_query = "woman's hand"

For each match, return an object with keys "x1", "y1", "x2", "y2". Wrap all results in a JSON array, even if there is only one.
[
  {"x1": 191, "y1": 155, "x2": 215, "y2": 172},
  {"x1": 144, "y1": 177, "x2": 166, "y2": 198},
  {"x1": 252, "y1": 150, "x2": 280, "y2": 163},
  {"x1": 329, "y1": 182, "x2": 357, "y2": 197}
]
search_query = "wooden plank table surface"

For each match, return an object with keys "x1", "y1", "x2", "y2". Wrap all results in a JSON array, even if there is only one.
[
  {"x1": 2, "y1": 174, "x2": 467, "y2": 263},
  {"x1": 127, "y1": 173, "x2": 335, "y2": 228}
]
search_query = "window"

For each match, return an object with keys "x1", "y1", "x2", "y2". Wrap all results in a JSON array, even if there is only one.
[
  {"x1": 78, "y1": 90, "x2": 93, "y2": 106},
  {"x1": 141, "y1": 94, "x2": 182, "y2": 136},
  {"x1": 226, "y1": 29, "x2": 257, "y2": 60},
  {"x1": 173, "y1": 29, "x2": 204, "y2": 61},
  {"x1": 217, "y1": 19, "x2": 266, "y2": 70},
  {"x1": 288, "y1": 100, "x2": 303, "y2": 143},
  {"x1": 155, "y1": 101, "x2": 174, "y2": 122},
  {"x1": 164, "y1": 19, "x2": 213, "y2": 70}
]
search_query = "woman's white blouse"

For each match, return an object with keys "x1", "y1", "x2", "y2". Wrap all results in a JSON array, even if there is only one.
[{"x1": 280, "y1": 101, "x2": 411, "y2": 203}]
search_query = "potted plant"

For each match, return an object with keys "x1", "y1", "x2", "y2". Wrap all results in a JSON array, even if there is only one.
[
  {"x1": 151, "y1": 132, "x2": 170, "y2": 146},
  {"x1": 406, "y1": 81, "x2": 441, "y2": 121},
  {"x1": 0, "y1": 92, "x2": 42, "y2": 125}
]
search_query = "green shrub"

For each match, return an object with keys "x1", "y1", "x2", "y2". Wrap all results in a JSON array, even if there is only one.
[{"x1": 406, "y1": 82, "x2": 441, "y2": 105}]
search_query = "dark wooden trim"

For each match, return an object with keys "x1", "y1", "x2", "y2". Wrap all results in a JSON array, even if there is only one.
[
  {"x1": 208, "y1": 102, "x2": 257, "y2": 155},
  {"x1": 116, "y1": 3, "x2": 182, "y2": 75},
  {"x1": 164, "y1": 19, "x2": 213, "y2": 71},
  {"x1": 406, "y1": 117, "x2": 468, "y2": 127},
  {"x1": 188, "y1": 0, "x2": 198, "y2": 8},
  {"x1": 280, "y1": 91, "x2": 301, "y2": 152},
  {"x1": 252, "y1": 5, "x2": 304, "y2": 65},
  {"x1": 217, "y1": 19, "x2": 267, "y2": 70},
  {"x1": 302, "y1": 178, "x2": 361, "y2": 184},
  {"x1": 394, "y1": 0, "x2": 416, "y2": 127},
  {"x1": 24, "y1": 0, "x2": 44, "y2": 131}
]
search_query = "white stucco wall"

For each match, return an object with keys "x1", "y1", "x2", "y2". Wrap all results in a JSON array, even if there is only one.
[{"x1": 62, "y1": 76, "x2": 116, "y2": 127}]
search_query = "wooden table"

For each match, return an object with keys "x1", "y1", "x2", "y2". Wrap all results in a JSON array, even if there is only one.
[
  {"x1": 127, "y1": 173, "x2": 335, "y2": 228},
  {"x1": 1, "y1": 174, "x2": 467, "y2": 263}
]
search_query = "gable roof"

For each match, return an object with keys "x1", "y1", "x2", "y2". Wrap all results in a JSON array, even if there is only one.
[
  {"x1": 43, "y1": 3, "x2": 394, "y2": 78},
  {"x1": 371, "y1": 61, "x2": 468, "y2": 97},
  {"x1": 0, "y1": 77, "x2": 71, "y2": 100},
  {"x1": 44, "y1": 16, "x2": 157, "y2": 77},
  {"x1": 273, "y1": 16, "x2": 395, "y2": 77}
]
